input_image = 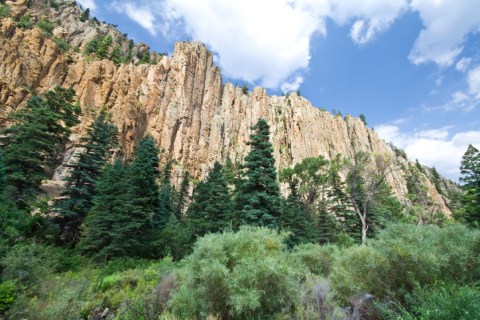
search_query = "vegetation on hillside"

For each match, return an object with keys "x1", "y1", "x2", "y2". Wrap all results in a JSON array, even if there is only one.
[{"x1": 0, "y1": 87, "x2": 479, "y2": 319}]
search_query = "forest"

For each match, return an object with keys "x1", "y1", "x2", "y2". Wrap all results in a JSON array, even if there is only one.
[{"x1": 0, "y1": 87, "x2": 480, "y2": 319}]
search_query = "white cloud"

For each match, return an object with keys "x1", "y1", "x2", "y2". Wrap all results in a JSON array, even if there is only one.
[
  {"x1": 158, "y1": 0, "x2": 329, "y2": 88},
  {"x1": 77, "y1": 0, "x2": 97, "y2": 12},
  {"x1": 377, "y1": 124, "x2": 480, "y2": 181},
  {"x1": 110, "y1": 0, "x2": 480, "y2": 91},
  {"x1": 328, "y1": 0, "x2": 408, "y2": 44},
  {"x1": 467, "y1": 65, "x2": 480, "y2": 100},
  {"x1": 111, "y1": 2, "x2": 157, "y2": 36},
  {"x1": 456, "y1": 57, "x2": 472, "y2": 73},
  {"x1": 409, "y1": 0, "x2": 480, "y2": 66},
  {"x1": 281, "y1": 76, "x2": 304, "y2": 93}
]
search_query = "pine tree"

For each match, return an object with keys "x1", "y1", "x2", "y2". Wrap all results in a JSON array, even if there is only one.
[
  {"x1": 97, "y1": 35, "x2": 112, "y2": 60},
  {"x1": 235, "y1": 118, "x2": 283, "y2": 228},
  {"x1": 55, "y1": 113, "x2": 118, "y2": 245},
  {"x1": 460, "y1": 144, "x2": 480, "y2": 226},
  {"x1": 328, "y1": 154, "x2": 360, "y2": 240},
  {"x1": 79, "y1": 160, "x2": 132, "y2": 261},
  {"x1": 280, "y1": 191, "x2": 315, "y2": 246},
  {"x1": 187, "y1": 162, "x2": 233, "y2": 238},
  {"x1": 431, "y1": 166, "x2": 443, "y2": 195},
  {"x1": 125, "y1": 136, "x2": 161, "y2": 256},
  {"x1": 110, "y1": 44, "x2": 122, "y2": 64},
  {"x1": 173, "y1": 171, "x2": 190, "y2": 221},
  {"x1": 1, "y1": 87, "x2": 80, "y2": 204},
  {"x1": 157, "y1": 160, "x2": 175, "y2": 228}
]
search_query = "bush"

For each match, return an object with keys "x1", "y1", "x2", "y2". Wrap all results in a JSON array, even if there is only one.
[
  {"x1": 15, "y1": 14, "x2": 34, "y2": 29},
  {"x1": 1, "y1": 243, "x2": 60, "y2": 287},
  {"x1": 330, "y1": 224, "x2": 480, "y2": 302},
  {"x1": 53, "y1": 37, "x2": 69, "y2": 51},
  {"x1": 170, "y1": 227, "x2": 309, "y2": 319},
  {"x1": 383, "y1": 283, "x2": 480, "y2": 320},
  {"x1": 0, "y1": 4, "x2": 10, "y2": 17},
  {"x1": 37, "y1": 19, "x2": 54, "y2": 36},
  {"x1": 292, "y1": 243, "x2": 339, "y2": 277},
  {"x1": 0, "y1": 280, "x2": 16, "y2": 312}
]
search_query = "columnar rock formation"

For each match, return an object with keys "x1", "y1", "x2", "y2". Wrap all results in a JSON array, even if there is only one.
[{"x1": 0, "y1": 0, "x2": 452, "y2": 214}]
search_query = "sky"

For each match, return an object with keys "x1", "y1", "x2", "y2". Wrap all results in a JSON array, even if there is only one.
[{"x1": 77, "y1": 0, "x2": 480, "y2": 182}]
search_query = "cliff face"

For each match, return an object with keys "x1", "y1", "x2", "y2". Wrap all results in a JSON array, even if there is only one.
[{"x1": 0, "y1": 0, "x2": 452, "y2": 214}]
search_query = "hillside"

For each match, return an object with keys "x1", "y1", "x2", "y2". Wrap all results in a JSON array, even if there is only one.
[{"x1": 0, "y1": 0, "x2": 453, "y2": 214}]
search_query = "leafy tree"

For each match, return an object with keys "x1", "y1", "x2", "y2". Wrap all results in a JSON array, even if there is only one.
[
  {"x1": 1, "y1": 87, "x2": 80, "y2": 204},
  {"x1": 460, "y1": 144, "x2": 480, "y2": 226},
  {"x1": 345, "y1": 152, "x2": 393, "y2": 244},
  {"x1": 235, "y1": 118, "x2": 283, "y2": 228},
  {"x1": 55, "y1": 113, "x2": 118, "y2": 245},
  {"x1": 186, "y1": 162, "x2": 233, "y2": 239}
]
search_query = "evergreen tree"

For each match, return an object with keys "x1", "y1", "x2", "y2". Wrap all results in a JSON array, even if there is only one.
[
  {"x1": 173, "y1": 171, "x2": 190, "y2": 221},
  {"x1": 79, "y1": 160, "x2": 132, "y2": 261},
  {"x1": 235, "y1": 118, "x2": 283, "y2": 228},
  {"x1": 55, "y1": 113, "x2": 118, "y2": 245},
  {"x1": 431, "y1": 166, "x2": 443, "y2": 195},
  {"x1": 125, "y1": 136, "x2": 161, "y2": 255},
  {"x1": 110, "y1": 44, "x2": 122, "y2": 64},
  {"x1": 97, "y1": 35, "x2": 112, "y2": 60},
  {"x1": 460, "y1": 144, "x2": 480, "y2": 226},
  {"x1": 1, "y1": 87, "x2": 80, "y2": 204},
  {"x1": 157, "y1": 160, "x2": 175, "y2": 228},
  {"x1": 280, "y1": 191, "x2": 315, "y2": 246},
  {"x1": 328, "y1": 154, "x2": 360, "y2": 240},
  {"x1": 187, "y1": 162, "x2": 233, "y2": 238}
]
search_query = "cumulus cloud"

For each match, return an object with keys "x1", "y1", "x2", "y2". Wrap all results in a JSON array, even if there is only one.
[
  {"x1": 328, "y1": 0, "x2": 408, "y2": 44},
  {"x1": 110, "y1": 0, "x2": 480, "y2": 90},
  {"x1": 158, "y1": 0, "x2": 329, "y2": 89},
  {"x1": 111, "y1": 1, "x2": 157, "y2": 36},
  {"x1": 409, "y1": 0, "x2": 480, "y2": 66},
  {"x1": 456, "y1": 57, "x2": 472, "y2": 73},
  {"x1": 77, "y1": 0, "x2": 97, "y2": 12},
  {"x1": 468, "y1": 65, "x2": 480, "y2": 100},
  {"x1": 377, "y1": 125, "x2": 480, "y2": 181}
]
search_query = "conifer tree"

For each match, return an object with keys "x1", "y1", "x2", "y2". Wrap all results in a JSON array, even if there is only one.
[
  {"x1": 173, "y1": 171, "x2": 190, "y2": 221},
  {"x1": 125, "y1": 136, "x2": 161, "y2": 255},
  {"x1": 110, "y1": 44, "x2": 122, "y2": 64},
  {"x1": 187, "y1": 162, "x2": 233, "y2": 238},
  {"x1": 55, "y1": 112, "x2": 118, "y2": 245},
  {"x1": 79, "y1": 160, "x2": 131, "y2": 261},
  {"x1": 460, "y1": 144, "x2": 480, "y2": 226},
  {"x1": 1, "y1": 87, "x2": 80, "y2": 204},
  {"x1": 157, "y1": 160, "x2": 175, "y2": 228},
  {"x1": 235, "y1": 118, "x2": 283, "y2": 228}
]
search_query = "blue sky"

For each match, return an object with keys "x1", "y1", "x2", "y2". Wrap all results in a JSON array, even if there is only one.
[{"x1": 77, "y1": 0, "x2": 480, "y2": 181}]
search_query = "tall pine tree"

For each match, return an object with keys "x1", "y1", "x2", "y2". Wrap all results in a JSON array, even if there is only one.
[
  {"x1": 460, "y1": 144, "x2": 480, "y2": 226},
  {"x1": 79, "y1": 160, "x2": 132, "y2": 261},
  {"x1": 235, "y1": 118, "x2": 282, "y2": 228},
  {"x1": 55, "y1": 112, "x2": 118, "y2": 245},
  {"x1": 187, "y1": 162, "x2": 233, "y2": 238},
  {"x1": 1, "y1": 87, "x2": 80, "y2": 204}
]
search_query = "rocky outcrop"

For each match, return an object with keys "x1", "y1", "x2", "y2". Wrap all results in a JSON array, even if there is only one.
[{"x1": 0, "y1": 0, "x2": 453, "y2": 214}]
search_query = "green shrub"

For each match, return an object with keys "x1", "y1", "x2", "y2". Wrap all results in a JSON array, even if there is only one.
[
  {"x1": 1, "y1": 243, "x2": 60, "y2": 287},
  {"x1": 15, "y1": 14, "x2": 34, "y2": 29},
  {"x1": 0, "y1": 4, "x2": 10, "y2": 17},
  {"x1": 293, "y1": 243, "x2": 339, "y2": 277},
  {"x1": 170, "y1": 227, "x2": 309, "y2": 319},
  {"x1": 330, "y1": 224, "x2": 480, "y2": 302},
  {"x1": 383, "y1": 283, "x2": 480, "y2": 320},
  {"x1": 37, "y1": 19, "x2": 54, "y2": 36},
  {"x1": 53, "y1": 37, "x2": 69, "y2": 51},
  {"x1": 0, "y1": 280, "x2": 16, "y2": 312}
]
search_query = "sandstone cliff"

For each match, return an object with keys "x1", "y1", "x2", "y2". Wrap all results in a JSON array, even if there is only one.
[{"x1": 0, "y1": 0, "x2": 453, "y2": 214}]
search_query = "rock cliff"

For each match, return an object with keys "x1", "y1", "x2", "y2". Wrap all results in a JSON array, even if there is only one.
[{"x1": 0, "y1": 0, "x2": 453, "y2": 214}]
